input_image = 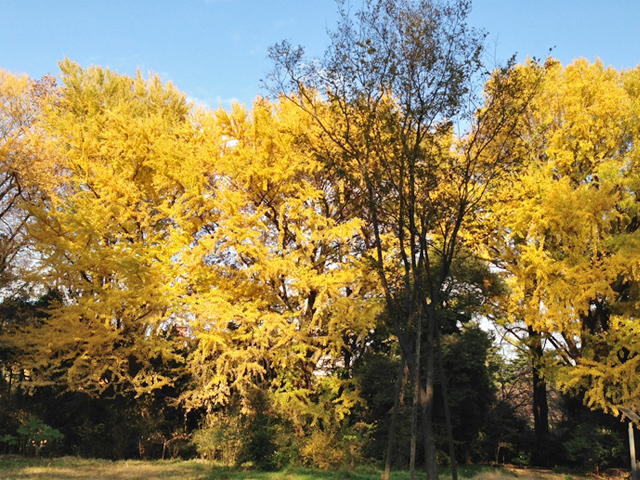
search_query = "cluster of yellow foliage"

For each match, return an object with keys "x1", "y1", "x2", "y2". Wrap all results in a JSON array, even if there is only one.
[
  {"x1": 487, "y1": 58, "x2": 640, "y2": 415},
  {"x1": 0, "y1": 61, "x2": 381, "y2": 436},
  {"x1": 3, "y1": 55, "x2": 640, "y2": 432}
]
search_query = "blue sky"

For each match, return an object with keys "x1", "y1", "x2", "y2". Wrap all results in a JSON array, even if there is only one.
[{"x1": 1, "y1": 1, "x2": 639, "y2": 109}]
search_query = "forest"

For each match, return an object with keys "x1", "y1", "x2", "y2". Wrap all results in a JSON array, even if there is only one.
[{"x1": 1, "y1": 0, "x2": 640, "y2": 477}]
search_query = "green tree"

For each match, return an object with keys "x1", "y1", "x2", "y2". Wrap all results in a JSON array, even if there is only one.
[
  {"x1": 17, "y1": 418, "x2": 64, "y2": 457},
  {"x1": 440, "y1": 325, "x2": 494, "y2": 462}
]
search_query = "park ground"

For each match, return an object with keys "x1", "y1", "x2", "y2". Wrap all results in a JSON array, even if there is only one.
[{"x1": 0, "y1": 458, "x2": 632, "y2": 480}]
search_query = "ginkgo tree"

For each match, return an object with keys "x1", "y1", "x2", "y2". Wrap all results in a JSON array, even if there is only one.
[
  {"x1": 3, "y1": 61, "x2": 383, "y2": 464},
  {"x1": 485, "y1": 58, "x2": 640, "y2": 419},
  {"x1": 0, "y1": 69, "x2": 55, "y2": 296},
  {"x1": 0, "y1": 68, "x2": 58, "y2": 410},
  {"x1": 180, "y1": 97, "x2": 383, "y2": 461},
  {"x1": 10, "y1": 59, "x2": 208, "y2": 397}
]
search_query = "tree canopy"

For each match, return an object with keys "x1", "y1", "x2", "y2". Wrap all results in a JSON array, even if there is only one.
[{"x1": 0, "y1": 0, "x2": 638, "y2": 474}]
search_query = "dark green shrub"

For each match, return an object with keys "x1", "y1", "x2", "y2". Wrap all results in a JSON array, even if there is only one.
[
  {"x1": 563, "y1": 423, "x2": 624, "y2": 472},
  {"x1": 17, "y1": 418, "x2": 64, "y2": 457}
]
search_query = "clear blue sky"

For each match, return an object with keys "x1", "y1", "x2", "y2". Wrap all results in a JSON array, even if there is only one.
[{"x1": 1, "y1": 1, "x2": 639, "y2": 109}]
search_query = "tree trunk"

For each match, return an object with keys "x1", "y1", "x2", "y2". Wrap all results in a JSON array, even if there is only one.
[
  {"x1": 528, "y1": 326, "x2": 549, "y2": 466},
  {"x1": 436, "y1": 328, "x2": 458, "y2": 480},
  {"x1": 383, "y1": 362, "x2": 407, "y2": 480},
  {"x1": 528, "y1": 326, "x2": 549, "y2": 439},
  {"x1": 410, "y1": 314, "x2": 422, "y2": 480},
  {"x1": 532, "y1": 364, "x2": 549, "y2": 437},
  {"x1": 421, "y1": 307, "x2": 439, "y2": 480}
]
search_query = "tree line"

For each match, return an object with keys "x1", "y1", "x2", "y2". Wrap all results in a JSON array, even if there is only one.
[{"x1": 1, "y1": 0, "x2": 640, "y2": 475}]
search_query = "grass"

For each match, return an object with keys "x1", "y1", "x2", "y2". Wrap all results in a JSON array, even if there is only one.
[
  {"x1": 0, "y1": 458, "x2": 629, "y2": 480},
  {"x1": 1, "y1": 457, "x2": 212, "y2": 479}
]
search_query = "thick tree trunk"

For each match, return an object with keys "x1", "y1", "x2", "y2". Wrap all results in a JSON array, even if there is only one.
[
  {"x1": 528, "y1": 326, "x2": 550, "y2": 467},
  {"x1": 532, "y1": 366, "x2": 549, "y2": 437},
  {"x1": 421, "y1": 373, "x2": 438, "y2": 479},
  {"x1": 528, "y1": 326, "x2": 549, "y2": 439}
]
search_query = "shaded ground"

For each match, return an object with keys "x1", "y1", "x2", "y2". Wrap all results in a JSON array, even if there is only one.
[{"x1": 0, "y1": 458, "x2": 631, "y2": 480}]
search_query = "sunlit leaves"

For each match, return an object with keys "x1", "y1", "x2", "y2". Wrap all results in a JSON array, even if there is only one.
[
  {"x1": 181, "y1": 98, "x2": 380, "y2": 422},
  {"x1": 486, "y1": 58, "x2": 640, "y2": 414},
  {"x1": 15, "y1": 61, "x2": 205, "y2": 396}
]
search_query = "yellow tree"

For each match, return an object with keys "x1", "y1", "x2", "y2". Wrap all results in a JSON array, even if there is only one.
[
  {"x1": 0, "y1": 69, "x2": 55, "y2": 295},
  {"x1": 486, "y1": 58, "x2": 640, "y2": 417},
  {"x1": 0, "y1": 69, "x2": 58, "y2": 407},
  {"x1": 5, "y1": 60, "x2": 381, "y2": 464},
  {"x1": 10, "y1": 60, "x2": 208, "y2": 397},
  {"x1": 181, "y1": 98, "x2": 381, "y2": 459},
  {"x1": 559, "y1": 64, "x2": 640, "y2": 415}
]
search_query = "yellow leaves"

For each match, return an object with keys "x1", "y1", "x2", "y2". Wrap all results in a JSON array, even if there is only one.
[
  {"x1": 485, "y1": 58, "x2": 640, "y2": 414},
  {"x1": 171, "y1": 96, "x2": 378, "y2": 414},
  {"x1": 12, "y1": 62, "x2": 206, "y2": 396},
  {"x1": 4, "y1": 61, "x2": 375, "y2": 428},
  {"x1": 489, "y1": 58, "x2": 637, "y2": 333},
  {"x1": 0, "y1": 69, "x2": 34, "y2": 166},
  {"x1": 557, "y1": 315, "x2": 640, "y2": 415},
  {"x1": 532, "y1": 58, "x2": 630, "y2": 182}
]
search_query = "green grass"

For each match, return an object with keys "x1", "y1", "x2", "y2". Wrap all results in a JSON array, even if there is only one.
[{"x1": 0, "y1": 458, "x2": 623, "y2": 480}]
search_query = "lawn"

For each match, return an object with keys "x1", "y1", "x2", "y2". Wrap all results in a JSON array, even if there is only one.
[{"x1": 0, "y1": 458, "x2": 628, "y2": 480}]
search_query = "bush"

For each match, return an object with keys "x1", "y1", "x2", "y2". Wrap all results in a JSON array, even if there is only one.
[
  {"x1": 563, "y1": 423, "x2": 624, "y2": 472},
  {"x1": 238, "y1": 410, "x2": 278, "y2": 470},
  {"x1": 0, "y1": 434, "x2": 18, "y2": 453},
  {"x1": 299, "y1": 425, "x2": 368, "y2": 470},
  {"x1": 192, "y1": 415, "x2": 243, "y2": 466},
  {"x1": 17, "y1": 418, "x2": 64, "y2": 457}
]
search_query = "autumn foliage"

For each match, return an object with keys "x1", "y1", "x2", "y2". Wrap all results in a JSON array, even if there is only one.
[{"x1": 0, "y1": 2, "x2": 639, "y2": 474}]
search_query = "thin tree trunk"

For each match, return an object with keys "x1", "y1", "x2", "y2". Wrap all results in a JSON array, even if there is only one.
[
  {"x1": 383, "y1": 361, "x2": 407, "y2": 480},
  {"x1": 410, "y1": 315, "x2": 422, "y2": 480},
  {"x1": 422, "y1": 308, "x2": 439, "y2": 480},
  {"x1": 436, "y1": 328, "x2": 457, "y2": 480}
]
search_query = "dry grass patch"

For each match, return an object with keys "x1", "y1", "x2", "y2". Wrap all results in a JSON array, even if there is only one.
[
  {"x1": 469, "y1": 466, "x2": 629, "y2": 480},
  {"x1": 0, "y1": 459, "x2": 631, "y2": 480},
  {"x1": 0, "y1": 458, "x2": 213, "y2": 480}
]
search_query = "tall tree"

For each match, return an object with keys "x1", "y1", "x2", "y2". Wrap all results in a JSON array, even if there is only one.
[
  {"x1": 0, "y1": 69, "x2": 56, "y2": 410},
  {"x1": 8, "y1": 60, "x2": 204, "y2": 397},
  {"x1": 485, "y1": 58, "x2": 640, "y2": 421},
  {"x1": 181, "y1": 98, "x2": 381, "y2": 441},
  {"x1": 556, "y1": 63, "x2": 640, "y2": 415},
  {"x1": 269, "y1": 0, "x2": 542, "y2": 476},
  {"x1": 0, "y1": 69, "x2": 55, "y2": 297}
]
